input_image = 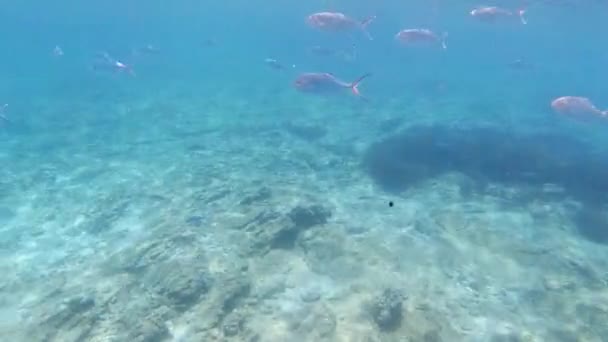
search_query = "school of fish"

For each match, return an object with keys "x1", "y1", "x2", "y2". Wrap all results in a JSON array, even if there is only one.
[{"x1": 1, "y1": 4, "x2": 604, "y2": 125}]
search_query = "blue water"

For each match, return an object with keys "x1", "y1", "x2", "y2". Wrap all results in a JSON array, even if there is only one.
[{"x1": 1, "y1": 1, "x2": 608, "y2": 341}]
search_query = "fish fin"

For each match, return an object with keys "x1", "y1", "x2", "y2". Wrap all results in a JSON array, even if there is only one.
[
  {"x1": 602, "y1": 110, "x2": 608, "y2": 117},
  {"x1": 441, "y1": 32, "x2": 448, "y2": 50},
  {"x1": 350, "y1": 73, "x2": 371, "y2": 98},
  {"x1": 518, "y1": 9, "x2": 527, "y2": 24},
  {"x1": 360, "y1": 15, "x2": 376, "y2": 40}
]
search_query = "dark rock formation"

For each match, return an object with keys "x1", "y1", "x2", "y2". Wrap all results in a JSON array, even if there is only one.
[
  {"x1": 239, "y1": 187, "x2": 272, "y2": 206},
  {"x1": 572, "y1": 206, "x2": 608, "y2": 245},
  {"x1": 289, "y1": 205, "x2": 331, "y2": 229},
  {"x1": 369, "y1": 288, "x2": 405, "y2": 331},
  {"x1": 363, "y1": 125, "x2": 608, "y2": 244},
  {"x1": 222, "y1": 313, "x2": 244, "y2": 337},
  {"x1": 363, "y1": 125, "x2": 608, "y2": 204}
]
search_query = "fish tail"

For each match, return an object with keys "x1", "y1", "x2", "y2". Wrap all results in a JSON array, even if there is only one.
[
  {"x1": 350, "y1": 73, "x2": 371, "y2": 98},
  {"x1": 518, "y1": 8, "x2": 527, "y2": 24},
  {"x1": 602, "y1": 110, "x2": 608, "y2": 117},
  {"x1": 360, "y1": 15, "x2": 376, "y2": 40}
]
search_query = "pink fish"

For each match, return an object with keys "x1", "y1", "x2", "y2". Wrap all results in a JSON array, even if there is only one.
[
  {"x1": 294, "y1": 72, "x2": 370, "y2": 98},
  {"x1": 470, "y1": 6, "x2": 527, "y2": 24},
  {"x1": 306, "y1": 12, "x2": 376, "y2": 40},
  {"x1": 551, "y1": 96, "x2": 608, "y2": 120},
  {"x1": 395, "y1": 29, "x2": 447, "y2": 50}
]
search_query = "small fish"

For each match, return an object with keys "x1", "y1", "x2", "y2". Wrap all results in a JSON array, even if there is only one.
[
  {"x1": 506, "y1": 58, "x2": 535, "y2": 70},
  {"x1": 202, "y1": 38, "x2": 218, "y2": 47},
  {"x1": 470, "y1": 6, "x2": 527, "y2": 24},
  {"x1": 131, "y1": 44, "x2": 160, "y2": 57},
  {"x1": 52, "y1": 45, "x2": 64, "y2": 57},
  {"x1": 92, "y1": 52, "x2": 136, "y2": 76},
  {"x1": 308, "y1": 44, "x2": 357, "y2": 62},
  {"x1": 264, "y1": 58, "x2": 295, "y2": 70},
  {"x1": 306, "y1": 12, "x2": 376, "y2": 40},
  {"x1": 395, "y1": 29, "x2": 448, "y2": 50},
  {"x1": 293, "y1": 72, "x2": 370, "y2": 98},
  {"x1": 0, "y1": 104, "x2": 9, "y2": 123},
  {"x1": 551, "y1": 96, "x2": 608, "y2": 119}
]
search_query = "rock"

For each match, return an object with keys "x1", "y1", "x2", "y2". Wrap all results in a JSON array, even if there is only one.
[
  {"x1": 369, "y1": 288, "x2": 405, "y2": 331},
  {"x1": 294, "y1": 304, "x2": 337, "y2": 340},
  {"x1": 84, "y1": 199, "x2": 130, "y2": 234},
  {"x1": 271, "y1": 204, "x2": 332, "y2": 249},
  {"x1": 139, "y1": 253, "x2": 211, "y2": 311},
  {"x1": 243, "y1": 204, "x2": 332, "y2": 253},
  {"x1": 112, "y1": 237, "x2": 211, "y2": 312},
  {"x1": 288, "y1": 205, "x2": 331, "y2": 229},
  {"x1": 191, "y1": 271, "x2": 252, "y2": 333},
  {"x1": 185, "y1": 215, "x2": 205, "y2": 227},
  {"x1": 490, "y1": 333, "x2": 522, "y2": 342},
  {"x1": 64, "y1": 295, "x2": 95, "y2": 313},
  {"x1": 222, "y1": 313, "x2": 244, "y2": 337},
  {"x1": 129, "y1": 314, "x2": 170, "y2": 342},
  {"x1": 30, "y1": 292, "x2": 100, "y2": 342},
  {"x1": 424, "y1": 330, "x2": 443, "y2": 342},
  {"x1": 300, "y1": 288, "x2": 321, "y2": 303},
  {"x1": 221, "y1": 276, "x2": 251, "y2": 314},
  {"x1": 240, "y1": 187, "x2": 272, "y2": 206}
]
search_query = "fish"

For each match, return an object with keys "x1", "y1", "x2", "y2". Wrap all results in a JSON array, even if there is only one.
[
  {"x1": 0, "y1": 104, "x2": 9, "y2": 123},
  {"x1": 308, "y1": 44, "x2": 357, "y2": 62},
  {"x1": 506, "y1": 58, "x2": 536, "y2": 70},
  {"x1": 92, "y1": 52, "x2": 136, "y2": 76},
  {"x1": 551, "y1": 96, "x2": 608, "y2": 119},
  {"x1": 306, "y1": 12, "x2": 376, "y2": 40},
  {"x1": 264, "y1": 58, "x2": 295, "y2": 70},
  {"x1": 395, "y1": 29, "x2": 448, "y2": 50},
  {"x1": 202, "y1": 38, "x2": 218, "y2": 47},
  {"x1": 52, "y1": 45, "x2": 64, "y2": 57},
  {"x1": 293, "y1": 72, "x2": 370, "y2": 98},
  {"x1": 470, "y1": 6, "x2": 527, "y2": 24},
  {"x1": 131, "y1": 44, "x2": 160, "y2": 57}
]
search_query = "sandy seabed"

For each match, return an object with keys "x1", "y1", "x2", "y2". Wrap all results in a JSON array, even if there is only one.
[{"x1": 0, "y1": 87, "x2": 607, "y2": 342}]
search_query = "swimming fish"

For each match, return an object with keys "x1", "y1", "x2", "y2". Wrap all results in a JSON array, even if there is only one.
[
  {"x1": 264, "y1": 58, "x2": 295, "y2": 70},
  {"x1": 92, "y1": 52, "x2": 136, "y2": 76},
  {"x1": 395, "y1": 29, "x2": 447, "y2": 50},
  {"x1": 293, "y1": 72, "x2": 370, "y2": 98},
  {"x1": 551, "y1": 96, "x2": 607, "y2": 119},
  {"x1": 0, "y1": 104, "x2": 9, "y2": 123},
  {"x1": 306, "y1": 12, "x2": 376, "y2": 40},
  {"x1": 308, "y1": 44, "x2": 357, "y2": 62},
  {"x1": 52, "y1": 45, "x2": 64, "y2": 57},
  {"x1": 470, "y1": 6, "x2": 527, "y2": 24},
  {"x1": 131, "y1": 44, "x2": 161, "y2": 57}
]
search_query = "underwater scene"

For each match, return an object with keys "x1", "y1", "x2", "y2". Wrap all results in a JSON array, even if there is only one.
[{"x1": 1, "y1": 0, "x2": 608, "y2": 341}]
